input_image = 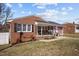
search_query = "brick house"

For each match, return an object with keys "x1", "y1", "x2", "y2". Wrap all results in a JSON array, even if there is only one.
[
  {"x1": 75, "y1": 24, "x2": 79, "y2": 33},
  {"x1": 63, "y1": 23, "x2": 75, "y2": 34},
  {"x1": 63, "y1": 22, "x2": 79, "y2": 34},
  {"x1": 7, "y1": 16, "x2": 63, "y2": 44}
]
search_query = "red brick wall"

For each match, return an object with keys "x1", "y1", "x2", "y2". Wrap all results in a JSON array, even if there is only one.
[
  {"x1": 10, "y1": 16, "x2": 40, "y2": 44},
  {"x1": 63, "y1": 23, "x2": 75, "y2": 34}
]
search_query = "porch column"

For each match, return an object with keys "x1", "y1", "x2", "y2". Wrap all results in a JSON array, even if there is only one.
[
  {"x1": 51, "y1": 26, "x2": 53, "y2": 35},
  {"x1": 56, "y1": 26, "x2": 58, "y2": 33},
  {"x1": 41, "y1": 26, "x2": 43, "y2": 36},
  {"x1": 35, "y1": 26, "x2": 38, "y2": 35},
  {"x1": 56, "y1": 26, "x2": 59, "y2": 36},
  {"x1": 34, "y1": 25, "x2": 38, "y2": 37},
  {"x1": 54, "y1": 26, "x2": 57, "y2": 37},
  {"x1": 35, "y1": 22, "x2": 38, "y2": 36},
  {"x1": 75, "y1": 25, "x2": 77, "y2": 33}
]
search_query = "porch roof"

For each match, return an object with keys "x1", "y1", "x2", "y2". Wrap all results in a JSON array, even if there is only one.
[
  {"x1": 75, "y1": 24, "x2": 79, "y2": 27},
  {"x1": 36, "y1": 20, "x2": 63, "y2": 27}
]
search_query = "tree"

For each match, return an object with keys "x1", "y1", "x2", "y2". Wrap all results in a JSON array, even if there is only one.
[
  {"x1": 0, "y1": 3, "x2": 5, "y2": 21},
  {"x1": 0, "y1": 3, "x2": 13, "y2": 32},
  {"x1": 0, "y1": 3, "x2": 13, "y2": 24}
]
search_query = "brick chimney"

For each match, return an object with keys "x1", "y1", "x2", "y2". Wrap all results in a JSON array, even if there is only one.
[{"x1": 73, "y1": 21, "x2": 75, "y2": 24}]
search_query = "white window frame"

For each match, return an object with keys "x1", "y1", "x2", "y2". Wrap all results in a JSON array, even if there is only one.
[
  {"x1": 16, "y1": 24, "x2": 22, "y2": 32},
  {"x1": 27, "y1": 24, "x2": 32, "y2": 32},
  {"x1": 22, "y1": 24, "x2": 27, "y2": 32},
  {"x1": 16, "y1": 24, "x2": 32, "y2": 32}
]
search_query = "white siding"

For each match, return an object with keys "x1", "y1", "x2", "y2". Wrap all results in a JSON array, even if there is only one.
[
  {"x1": 75, "y1": 25, "x2": 79, "y2": 33},
  {"x1": 75, "y1": 29, "x2": 79, "y2": 33},
  {"x1": 0, "y1": 33, "x2": 9, "y2": 45}
]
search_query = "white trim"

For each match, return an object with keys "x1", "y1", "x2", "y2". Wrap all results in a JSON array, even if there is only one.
[
  {"x1": 16, "y1": 24, "x2": 22, "y2": 32},
  {"x1": 27, "y1": 24, "x2": 32, "y2": 32},
  {"x1": 75, "y1": 25, "x2": 79, "y2": 33},
  {"x1": 22, "y1": 24, "x2": 27, "y2": 32},
  {"x1": 41, "y1": 26, "x2": 43, "y2": 36},
  {"x1": 35, "y1": 22, "x2": 38, "y2": 25},
  {"x1": 16, "y1": 24, "x2": 32, "y2": 32}
]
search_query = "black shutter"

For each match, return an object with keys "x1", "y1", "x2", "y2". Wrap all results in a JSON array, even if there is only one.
[
  {"x1": 14, "y1": 23, "x2": 17, "y2": 32},
  {"x1": 32, "y1": 25, "x2": 34, "y2": 32}
]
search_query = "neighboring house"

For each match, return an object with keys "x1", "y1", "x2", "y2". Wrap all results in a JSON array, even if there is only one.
[
  {"x1": 63, "y1": 23, "x2": 75, "y2": 34},
  {"x1": 63, "y1": 22, "x2": 79, "y2": 34},
  {"x1": 75, "y1": 24, "x2": 79, "y2": 33},
  {"x1": 7, "y1": 16, "x2": 63, "y2": 44}
]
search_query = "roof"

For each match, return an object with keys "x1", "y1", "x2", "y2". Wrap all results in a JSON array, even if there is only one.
[
  {"x1": 75, "y1": 24, "x2": 79, "y2": 27},
  {"x1": 35, "y1": 19, "x2": 48, "y2": 23},
  {"x1": 14, "y1": 16, "x2": 44, "y2": 21},
  {"x1": 7, "y1": 16, "x2": 45, "y2": 22},
  {"x1": 48, "y1": 21, "x2": 63, "y2": 27},
  {"x1": 6, "y1": 16, "x2": 62, "y2": 27},
  {"x1": 48, "y1": 21, "x2": 60, "y2": 25}
]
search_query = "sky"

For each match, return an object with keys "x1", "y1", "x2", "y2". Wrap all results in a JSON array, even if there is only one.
[{"x1": 5, "y1": 3, "x2": 79, "y2": 24}]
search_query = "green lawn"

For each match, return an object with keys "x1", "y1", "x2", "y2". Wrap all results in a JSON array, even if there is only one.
[{"x1": 0, "y1": 38, "x2": 79, "y2": 56}]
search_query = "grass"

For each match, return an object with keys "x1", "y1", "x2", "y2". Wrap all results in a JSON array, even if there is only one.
[
  {"x1": 0, "y1": 44, "x2": 11, "y2": 51},
  {"x1": 0, "y1": 38, "x2": 79, "y2": 56}
]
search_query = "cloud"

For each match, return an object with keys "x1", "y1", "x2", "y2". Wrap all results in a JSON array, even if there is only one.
[
  {"x1": 35, "y1": 9, "x2": 59, "y2": 21},
  {"x1": 47, "y1": 9, "x2": 59, "y2": 14},
  {"x1": 33, "y1": 3, "x2": 48, "y2": 6},
  {"x1": 21, "y1": 10, "x2": 32, "y2": 15},
  {"x1": 33, "y1": 3, "x2": 47, "y2": 9},
  {"x1": 21, "y1": 11, "x2": 25, "y2": 14},
  {"x1": 27, "y1": 11, "x2": 32, "y2": 15},
  {"x1": 61, "y1": 11, "x2": 68, "y2": 15},
  {"x1": 61, "y1": 7, "x2": 66, "y2": 11},
  {"x1": 36, "y1": 6, "x2": 46, "y2": 9},
  {"x1": 18, "y1": 4, "x2": 23, "y2": 8},
  {"x1": 61, "y1": 7, "x2": 73, "y2": 11},
  {"x1": 32, "y1": 3, "x2": 58, "y2": 9},
  {"x1": 6, "y1": 3, "x2": 12, "y2": 8},
  {"x1": 35, "y1": 8, "x2": 70, "y2": 23},
  {"x1": 68, "y1": 7, "x2": 73, "y2": 10},
  {"x1": 52, "y1": 3, "x2": 58, "y2": 6},
  {"x1": 12, "y1": 9, "x2": 16, "y2": 13}
]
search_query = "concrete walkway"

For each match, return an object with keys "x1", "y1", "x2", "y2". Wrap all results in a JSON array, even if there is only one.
[
  {"x1": 39, "y1": 36, "x2": 79, "y2": 42},
  {"x1": 39, "y1": 36, "x2": 67, "y2": 42}
]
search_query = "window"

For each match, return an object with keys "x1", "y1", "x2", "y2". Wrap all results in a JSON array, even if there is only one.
[
  {"x1": 27, "y1": 24, "x2": 32, "y2": 32},
  {"x1": 38, "y1": 26, "x2": 41, "y2": 35},
  {"x1": 15, "y1": 24, "x2": 32, "y2": 32},
  {"x1": 23, "y1": 24, "x2": 26, "y2": 32},
  {"x1": 16, "y1": 24, "x2": 22, "y2": 32}
]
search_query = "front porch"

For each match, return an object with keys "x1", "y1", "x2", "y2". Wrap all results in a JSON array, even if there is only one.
[
  {"x1": 35, "y1": 25, "x2": 58, "y2": 39},
  {"x1": 34, "y1": 21, "x2": 63, "y2": 39}
]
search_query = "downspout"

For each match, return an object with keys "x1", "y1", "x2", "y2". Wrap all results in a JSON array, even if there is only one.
[{"x1": 9, "y1": 23, "x2": 11, "y2": 44}]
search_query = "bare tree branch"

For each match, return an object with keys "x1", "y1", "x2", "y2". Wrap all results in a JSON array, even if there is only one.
[{"x1": 0, "y1": 3, "x2": 13, "y2": 24}]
